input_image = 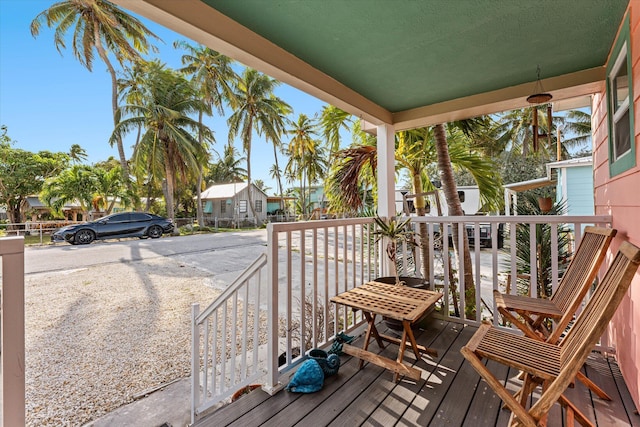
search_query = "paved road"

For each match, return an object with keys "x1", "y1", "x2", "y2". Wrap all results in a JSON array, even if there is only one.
[{"x1": 22, "y1": 231, "x2": 269, "y2": 281}]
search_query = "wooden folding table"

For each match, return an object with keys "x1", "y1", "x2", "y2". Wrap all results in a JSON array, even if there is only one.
[{"x1": 330, "y1": 281, "x2": 443, "y2": 382}]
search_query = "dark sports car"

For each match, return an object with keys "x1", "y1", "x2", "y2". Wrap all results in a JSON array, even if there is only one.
[{"x1": 51, "y1": 212, "x2": 174, "y2": 245}]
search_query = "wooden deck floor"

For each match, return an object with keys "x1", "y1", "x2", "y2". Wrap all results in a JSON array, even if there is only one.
[{"x1": 195, "y1": 320, "x2": 639, "y2": 427}]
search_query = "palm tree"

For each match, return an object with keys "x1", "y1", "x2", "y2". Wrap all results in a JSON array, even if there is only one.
[
  {"x1": 41, "y1": 164, "x2": 97, "y2": 219},
  {"x1": 118, "y1": 60, "x2": 166, "y2": 210},
  {"x1": 326, "y1": 144, "x2": 377, "y2": 215},
  {"x1": 207, "y1": 143, "x2": 247, "y2": 184},
  {"x1": 560, "y1": 109, "x2": 592, "y2": 155},
  {"x1": 31, "y1": 0, "x2": 159, "y2": 190},
  {"x1": 285, "y1": 114, "x2": 320, "y2": 217},
  {"x1": 175, "y1": 41, "x2": 238, "y2": 226},
  {"x1": 253, "y1": 179, "x2": 271, "y2": 194},
  {"x1": 227, "y1": 68, "x2": 291, "y2": 220},
  {"x1": 320, "y1": 105, "x2": 353, "y2": 156},
  {"x1": 269, "y1": 164, "x2": 284, "y2": 200},
  {"x1": 69, "y1": 144, "x2": 87, "y2": 163},
  {"x1": 301, "y1": 141, "x2": 328, "y2": 217},
  {"x1": 433, "y1": 123, "x2": 474, "y2": 317},
  {"x1": 93, "y1": 166, "x2": 131, "y2": 214},
  {"x1": 111, "y1": 63, "x2": 212, "y2": 220}
]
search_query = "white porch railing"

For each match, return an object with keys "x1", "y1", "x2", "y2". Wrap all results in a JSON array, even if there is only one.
[
  {"x1": 190, "y1": 214, "x2": 612, "y2": 423},
  {"x1": 1, "y1": 236, "x2": 26, "y2": 427}
]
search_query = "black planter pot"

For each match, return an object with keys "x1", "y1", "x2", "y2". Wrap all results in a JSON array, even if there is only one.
[{"x1": 373, "y1": 276, "x2": 430, "y2": 333}]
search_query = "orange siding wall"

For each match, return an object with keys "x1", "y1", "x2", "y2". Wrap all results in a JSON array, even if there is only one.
[{"x1": 593, "y1": 1, "x2": 640, "y2": 410}]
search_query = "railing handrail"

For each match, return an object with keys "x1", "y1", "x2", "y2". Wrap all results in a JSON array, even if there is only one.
[
  {"x1": 408, "y1": 214, "x2": 613, "y2": 224},
  {"x1": 268, "y1": 216, "x2": 375, "y2": 232},
  {"x1": 195, "y1": 253, "x2": 267, "y2": 323}
]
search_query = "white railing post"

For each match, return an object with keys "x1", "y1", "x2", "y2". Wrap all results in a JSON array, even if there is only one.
[
  {"x1": 191, "y1": 303, "x2": 200, "y2": 425},
  {"x1": 1, "y1": 236, "x2": 25, "y2": 427},
  {"x1": 265, "y1": 223, "x2": 280, "y2": 392}
]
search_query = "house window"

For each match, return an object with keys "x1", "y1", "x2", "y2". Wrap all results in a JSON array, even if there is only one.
[
  {"x1": 607, "y1": 13, "x2": 635, "y2": 176},
  {"x1": 220, "y1": 201, "x2": 226, "y2": 214},
  {"x1": 255, "y1": 200, "x2": 263, "y2": 212},
  {"x1": 238, "y1": 200, "x2": 247, "y2": 213}
]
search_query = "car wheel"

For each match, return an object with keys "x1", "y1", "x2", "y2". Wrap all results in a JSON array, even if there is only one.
[
  {"x1": 147, "y1": 225, "x2": 163, "y2": 239},
  {"x1": 75, "y1": 229, "x2": 95, "y2": 245}
]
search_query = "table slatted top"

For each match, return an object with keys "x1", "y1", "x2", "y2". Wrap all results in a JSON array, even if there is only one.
[{"x1": 331, "y1": 281, "x2": 443, "y2": 322}]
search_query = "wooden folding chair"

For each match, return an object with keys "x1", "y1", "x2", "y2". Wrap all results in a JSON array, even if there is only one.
[
  {"x1": 495, "y1": 226, "x2": 617, "y2": 342},
  {"x1": 462, "y1": 241, "x2": 640, "y2": 427},
  {"x1": 495, "y1": 226, "x2": 617, "y2": 400}
]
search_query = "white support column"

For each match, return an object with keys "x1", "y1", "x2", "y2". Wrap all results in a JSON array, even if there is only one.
[
  {"x1": 264, "y1": 222, "x2": 283, "y2": 395},
  {"x1": 376, "y1": 123, "x2": 396, "y2": 218},
  {"x1": 1, "y1": 237, "x2": 25, "y2": 427}
]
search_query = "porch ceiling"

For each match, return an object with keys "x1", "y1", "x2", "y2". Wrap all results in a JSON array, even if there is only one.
[{"x1": 114, "y1": 0, "x2": 628, "y2": 129}]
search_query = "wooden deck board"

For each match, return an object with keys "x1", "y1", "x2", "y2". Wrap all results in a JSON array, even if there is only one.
[
  {"x1": 396, "y1": 324, "x2": 477, "y2": 426},
  {"x1": 362, "y1": 321, "x2": 461, "y2": 427},
  {"x1": 259, "y1": 350, "x2": 376, "y2": 427},
  {"x1": 607, "y1": 357, "x2": 640, "y2": 427},
  {"x1": 562, "y1": 365, "x2": 598, "y2": 426},
  {"x1": 194, "y1": 321, "x2": 637, "y2": 427},
  {"x1": 295, "y1": 343, "x2": 397, "y2": 426},
  {"x1": 462, "y1": 359, "x2": 509, "y2": 427},
  {"x1": 583, "y1": 354, "x2": 639, "y2": 427}
]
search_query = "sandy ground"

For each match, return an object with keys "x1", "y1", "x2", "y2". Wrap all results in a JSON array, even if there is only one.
[{"x1": 23, "y1": 257, "x2": 220, "y2": 427}]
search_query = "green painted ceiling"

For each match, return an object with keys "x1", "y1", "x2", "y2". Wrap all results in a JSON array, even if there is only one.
[{"x1": 201, "y1": 0, "x2": 627, "y2": 112}]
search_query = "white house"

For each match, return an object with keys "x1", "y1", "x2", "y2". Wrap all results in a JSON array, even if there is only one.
[{"x1": 199, "y1": 182, "x2": 268, "y2": 227}]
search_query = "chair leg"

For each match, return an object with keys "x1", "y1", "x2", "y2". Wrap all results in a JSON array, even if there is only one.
[
  {"x1": 575, "y1": 371, "x2": 611, "y2": 401},
  {"x1": 461, "y1": 348, "x2": 538, "y2": 427},
  {"x1": 558, "y1": 394, "x2": 595, "y2": 427}
]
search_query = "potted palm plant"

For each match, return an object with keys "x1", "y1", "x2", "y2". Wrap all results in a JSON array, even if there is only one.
[{"x1": 372, "y1": 215, "x2": 418, "y2": 285}]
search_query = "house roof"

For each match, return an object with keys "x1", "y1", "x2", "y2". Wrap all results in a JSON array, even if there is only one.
[
  {"x1": 113, "y1": 0, "x2": 628, "y2": 130},
  {"x1": 200, "y1": 182, "x2": 270, "y2": 199},
  {"x1": 504, "y1": 177, "x2": 556, "y2": 193},
  {"x1": 200, "y1": 182, "x2": 248, "y2": 199},
  {"x1": 545, "y1": 156, "x2": 593, "y2": 170},
  {"x1": 25, "y1": 196, "x2": 81, "y2": 209}
]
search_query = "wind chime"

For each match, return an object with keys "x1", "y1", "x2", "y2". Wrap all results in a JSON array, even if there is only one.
[{"x1": 527, "y1": 66, "x2": 554, "y2": 153}]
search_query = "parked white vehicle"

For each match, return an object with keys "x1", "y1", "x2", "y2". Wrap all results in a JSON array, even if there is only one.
[{"x1": 396, "y1": 186, "x2": 503, "y2": 248}]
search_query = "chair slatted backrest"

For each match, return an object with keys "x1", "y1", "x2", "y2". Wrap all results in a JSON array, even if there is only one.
[
  {"x1": 547, "y1": 226, "x2": 616, "y2": 343},
  {"x1": 531, "y1": 241, "x2": 640, "y2": 420}
]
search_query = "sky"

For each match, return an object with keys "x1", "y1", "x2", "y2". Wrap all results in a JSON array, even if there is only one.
[{"x1": 0, "y1": 0, "x2": 331, "y2": 194}]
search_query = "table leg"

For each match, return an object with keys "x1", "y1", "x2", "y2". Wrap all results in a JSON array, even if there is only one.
[
  {"x1": 403, "y1": 320, "x2": 422, "y2": 359},
  {"x1": 360, "y1": 312, "x2": 382, "y2": 369},
  {"x1": 394, "y1": 327, "x2": 409, "y2": 382},
  {"x1": 363, "y1": 312, "x2": 385, "y2": 347}
]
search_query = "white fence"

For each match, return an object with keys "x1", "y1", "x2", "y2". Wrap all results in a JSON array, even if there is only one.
[{"x1": 190, "y1": 214, "x2": 612, "y2": 423}]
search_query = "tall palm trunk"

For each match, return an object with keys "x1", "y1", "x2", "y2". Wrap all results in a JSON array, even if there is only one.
[
  {"x1": 132, "y1": 124, "x2": 143, "y2": 211},
  {"x1": 244, "y1": 125, "x2": 259, "y2": 222},
  {"x1": 196, "y1": 111, "x2": 205, "y2": 227},
  {"x1": 272, "y1": 144, "x2": 285, "y2": 210},
  {"x1": 164, "y1": 162, "x2": 175, "y2": 220},
  {"x1": 434, "y1": 123, "x2": 476, "y2": 319},
  {"x1": 93, "y1": 23, "x2": 133, "y2": 196},
  {"x1": 410, "y1": 171, "x2": 431, "y2": 280}
]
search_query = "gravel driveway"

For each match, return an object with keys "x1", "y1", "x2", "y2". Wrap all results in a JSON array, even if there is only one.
[{"x1": 24, "y1": 255, "x2": 220, "y2": 426}]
